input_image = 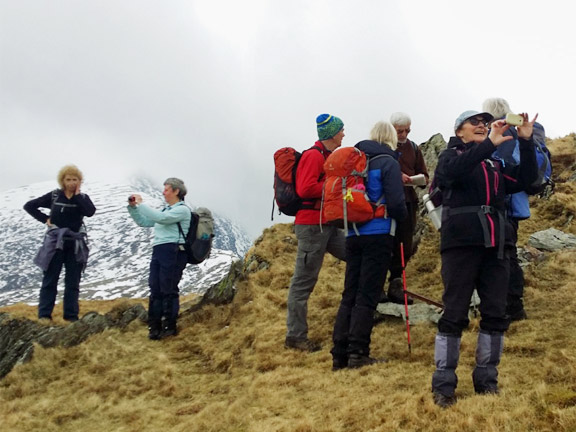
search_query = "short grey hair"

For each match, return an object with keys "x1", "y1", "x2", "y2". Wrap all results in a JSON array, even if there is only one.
[
  {"x1": 389, "y1": 112, "x2": 411, "y2": 126},
  {"x1": 482, "y1": 98, "x2": 512, "y2": 119},
  {"x1": 370, "y1": 121, "x2": 398, "y2": 149},
  {"x1": 164, "y1": 177, "x2": 187, "y2": 200}
]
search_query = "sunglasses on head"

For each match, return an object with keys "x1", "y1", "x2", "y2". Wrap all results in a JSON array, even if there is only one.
[{"x1": 467, "y1": 117, "x2": 488, "y2": 127}]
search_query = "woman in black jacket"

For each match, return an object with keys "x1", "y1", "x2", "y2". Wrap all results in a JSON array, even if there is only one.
[
  {"x1": 430, "y1": 111, "x2": 537, "y2": 407},
  {"x1": 24, "y1": 165, "x2": 96, "y2": 321}
]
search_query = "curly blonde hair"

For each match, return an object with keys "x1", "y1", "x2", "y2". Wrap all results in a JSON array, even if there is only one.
[{"x1": 57, "y1": 164, "x2": 84, "y2": 188}]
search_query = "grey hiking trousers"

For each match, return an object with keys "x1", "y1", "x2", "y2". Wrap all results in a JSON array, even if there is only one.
[{"x1": 286, "y1": 224, "x2": 346, "y2": 340}]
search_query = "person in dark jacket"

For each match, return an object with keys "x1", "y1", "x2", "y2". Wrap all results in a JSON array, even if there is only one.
[
  {"x1": 430, "y1": 110, "x2": 538, "y2": 408},
  {"x1": 331, "y1": 121, "x2": 407, "y2": 369},
  {"x1": 24, "y1": 164, "x2": 96, "y2": 321},
  {"x1": 285, "y1": 114, "x2": 347, "y2": 352}
]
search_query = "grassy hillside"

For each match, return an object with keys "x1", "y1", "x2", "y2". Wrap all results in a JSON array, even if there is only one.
[{"x1": 1, "y1": 135, "x2": 576, "y2": 432}]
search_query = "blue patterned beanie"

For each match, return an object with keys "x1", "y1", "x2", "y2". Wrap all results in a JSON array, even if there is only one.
[{"x1": 317, "y1": 114, "x2": 344, "y2": 140}]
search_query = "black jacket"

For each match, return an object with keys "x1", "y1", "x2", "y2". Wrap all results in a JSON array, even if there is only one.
[
  {"x1": 435, "y1": 136, "x2": 537, "y2": 253},
  {"x1": 24, "y1": 189, "x2": 96, "y2": 232}
]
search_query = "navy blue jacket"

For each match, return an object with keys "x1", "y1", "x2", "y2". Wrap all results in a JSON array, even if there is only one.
[
  {"x1": 350, "y1": 140, "x2": 407, "y2": 236},
  {"x1": 24, "y1": 189, "x2": 96, "y2": 232}
]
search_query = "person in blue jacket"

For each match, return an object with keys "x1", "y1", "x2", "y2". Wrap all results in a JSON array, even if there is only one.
[
  {"x1": 128, "y1": 178, "x2": 191, "y2": 340},
  {"x1": 24, "y1": 164, "x2": 96, "y2": 322},
  {"x1": 330, "y1": 121, "x2": 407, "y2": 369}
]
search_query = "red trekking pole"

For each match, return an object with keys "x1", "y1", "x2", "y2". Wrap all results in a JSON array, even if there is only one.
[{"x1": 400, "y1": 242, "x2": 411, "y2": 354}]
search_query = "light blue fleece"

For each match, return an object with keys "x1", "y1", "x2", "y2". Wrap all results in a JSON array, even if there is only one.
[{"x1": 127, "y1": 201, "x2": 191, "y2": 246}]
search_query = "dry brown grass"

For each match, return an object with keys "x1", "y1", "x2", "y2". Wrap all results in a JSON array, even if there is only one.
[{"x1": 1, "y1": 136, "x2": 576, "y2": 432}]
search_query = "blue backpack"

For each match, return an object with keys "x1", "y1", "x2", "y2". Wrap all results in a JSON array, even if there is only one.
[{"x1": 496, "y1": 122, "x2": 553, "y2": 220}]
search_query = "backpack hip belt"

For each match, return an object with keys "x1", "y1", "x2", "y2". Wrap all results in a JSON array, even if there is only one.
[{"x1": 445, "y1": 205, "x2": 506, "y2": 259}]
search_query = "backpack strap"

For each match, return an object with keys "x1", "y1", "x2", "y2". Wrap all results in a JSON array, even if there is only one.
[
  {"x1": 177, "y1": 222, "x2": 186, "y2": 243},
  {"x1": 300, "y1": 146, "x2": 326, "y2": 210},
  {"x1": 49, "y1": 189, "x2": 60, "y2": 217},
  {"x1": 367, "y1": 153, "x2": 394, "y2": 206}
]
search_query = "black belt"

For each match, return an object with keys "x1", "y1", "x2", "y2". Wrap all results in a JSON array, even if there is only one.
[{"x1": 446, "y1": 205, "x2": 506, "y2": 259}]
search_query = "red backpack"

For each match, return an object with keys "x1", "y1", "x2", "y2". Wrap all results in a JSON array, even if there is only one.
[
  {"x1": 272, "y1": 147, "x2": 323, "y2": 219},
  {"x1": 321, "y1": 147, "x2": 387, "y2": 233}
]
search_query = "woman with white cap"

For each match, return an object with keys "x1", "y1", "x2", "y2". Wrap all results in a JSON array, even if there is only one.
[{"x1": 430, "y1": 110, "x2": 538, "y2": 407}]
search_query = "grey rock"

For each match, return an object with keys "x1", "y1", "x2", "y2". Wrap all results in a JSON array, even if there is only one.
[
  {"x1": 528, "y1": 228, "x2": 576, "y2": 251},
  {"x1": 412, "y1": 133, "x2": 448, "y2": 252},
  {"x1": 376, "y1": 302, "x2": 442, "y2": 324},
  {"x1": 517, "y1": 245, "x2": 548, "y2": 266}
]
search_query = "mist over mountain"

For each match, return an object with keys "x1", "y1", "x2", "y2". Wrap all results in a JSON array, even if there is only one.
[{"x1": 0, "y1": 178, "x2": 252, "y2": 307}]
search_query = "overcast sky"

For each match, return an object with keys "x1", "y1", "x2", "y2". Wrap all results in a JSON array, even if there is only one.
[{"x1": 1, "y1": 0, "x2": 574, "y2": 239}]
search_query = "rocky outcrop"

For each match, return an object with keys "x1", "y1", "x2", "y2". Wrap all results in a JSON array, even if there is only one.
[
  {"x1": 0, "y1": 303, "x2": 147, "y2": 379},
  {"x1": 528, "y1": 228, "x2": 576, "y2": 251},
  {"x1": 198, "y1": 257, "x2": 244, "y2": 306},
  {"x1": 412, "y1": 134, "x2": 448, "y2": 251}
]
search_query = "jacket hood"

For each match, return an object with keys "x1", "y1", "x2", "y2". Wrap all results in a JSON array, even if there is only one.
[{"x1": 355, "y1": 140, "x2": 397, "y2": 159}]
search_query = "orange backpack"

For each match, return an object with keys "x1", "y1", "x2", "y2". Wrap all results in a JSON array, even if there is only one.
[{"x1": 321, "y1": 147, "x2": 387, "y2": 234}]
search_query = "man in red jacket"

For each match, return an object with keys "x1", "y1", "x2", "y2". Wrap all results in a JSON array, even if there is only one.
[{"x1": 285, "y1": 114, "x2": 347, "y2": 352}]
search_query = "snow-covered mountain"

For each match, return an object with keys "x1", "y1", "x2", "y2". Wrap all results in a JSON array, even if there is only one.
[{"x1": 0, "y1": 179, "x2": 252, "y2": 307}]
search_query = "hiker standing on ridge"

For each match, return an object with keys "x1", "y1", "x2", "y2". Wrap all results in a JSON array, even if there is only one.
[
  {"x1": 24, "y1": 164, "x2": 96, "y2": 322},
  {"x1": 127, "y1": 178, "x2": 191, "y2": 340},
  {"x1": 330, "y1": 121, "x2": 407, "y2": 369},
  {"x1": 382, "y1": 112, "x2": 429, "y2": 305},
  {"x1": 430, "y1": 110, "x2": 539, "y2": 408},
  {"x1": 285, "y1": 114, "x2": 347, "y2": 352},
  {"x1": 483, "y1": 97, "x2": 550, "y2": 322}
]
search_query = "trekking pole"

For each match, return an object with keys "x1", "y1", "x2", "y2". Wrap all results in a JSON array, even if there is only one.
[
  {"x1": 400, "y1": 242, "x2": 412, "y2": 355},
  {"x1": 404, "y1": 289, "x2": 444, "y2": 309}
]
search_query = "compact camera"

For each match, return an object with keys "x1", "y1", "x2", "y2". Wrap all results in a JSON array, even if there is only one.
[
  {"x1": 505, "y1": 113, "x2": 524, "y2": 127},
  {"x1": 128, "y1": 195, "x2": 136, "y2": 203}
]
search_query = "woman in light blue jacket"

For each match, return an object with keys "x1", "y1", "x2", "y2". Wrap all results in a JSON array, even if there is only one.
[{"x1": 128, "y1": 178, "x2": 191, "y2": 340}]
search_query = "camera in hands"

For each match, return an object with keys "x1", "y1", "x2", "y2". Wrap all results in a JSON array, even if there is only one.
[{"x1": 505, "y1": 113, "x2": 524, "y2": 127}]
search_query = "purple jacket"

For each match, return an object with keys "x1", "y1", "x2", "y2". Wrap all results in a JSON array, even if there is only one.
[{"x1": 34, "y1": 227, "x2": 89, "y2": 271}]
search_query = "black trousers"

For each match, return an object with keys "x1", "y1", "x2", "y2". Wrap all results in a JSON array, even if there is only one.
[
  {"x1": 507, "y1": 219, "x2": 525, "y2": 313},
  {"x1": 39, "y1": 241, "x2": 83, "y2": 320},
  {"x1": 439, "y1": 246, "x2": 511, "y2": 336},
  {"x1": 148, "y1": 243, "x2": 188, "y2": 325},
  {"x1": 332, "y1": 234, "x2": 393, "y2": 357}
]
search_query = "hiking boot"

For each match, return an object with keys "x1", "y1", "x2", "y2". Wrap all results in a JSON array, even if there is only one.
[
  {"x1": 475, "y1": 386, "x2": 499, "y2": 395},
  {"x1": 348, "y1": 353, "x2": 387, "y2": 369},
  {"x1": 162, "y1": 320, "x2": 179, "y2": 338},
  {"x1": 285, "y1": 337, "x2": 322, "y2": 352},
  {"x1": 148, "y1": 326, "x2": 162, "y2": 340},
  {"x1": 148, "y1": 320, "x2": 163, "y2": 341},
  {"x1": 332, "y1": 356, "x2": 348, "y2": 371},
  {"x1": 388, "y1": 278, "x2": 413, "y2": 305},
  {"x1": 433, "y1": 391, "x2": 457, "y2": 408},
  {"x1": 378, "y1": 290, "x2": 389, "y2": 304},
  {"x1": 508, "y1": 309, "x2": 528, "y2": 322}
]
